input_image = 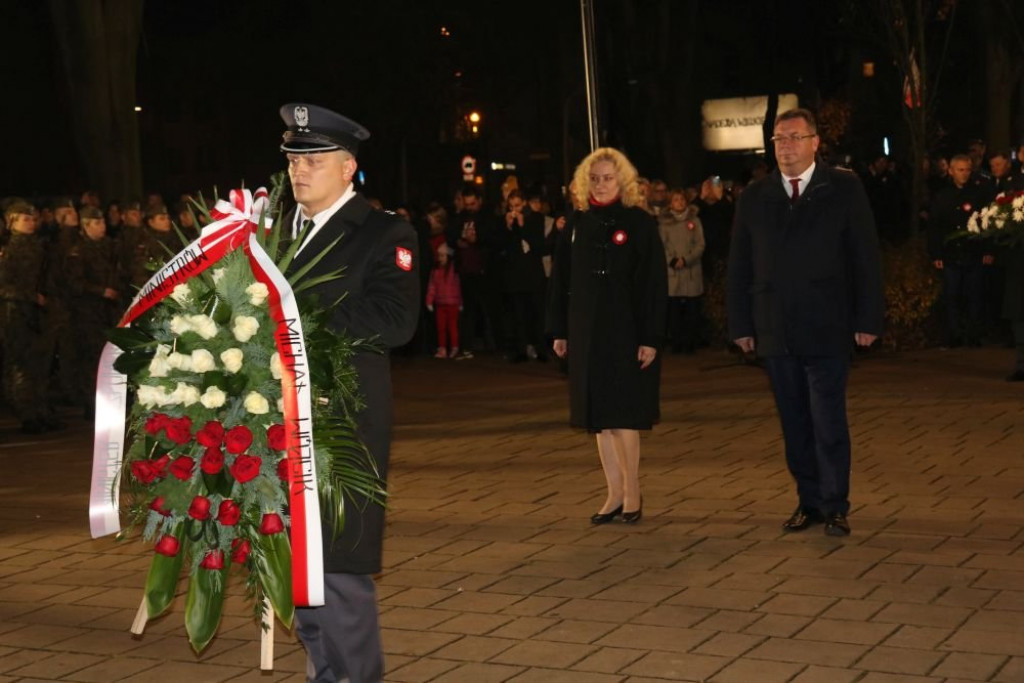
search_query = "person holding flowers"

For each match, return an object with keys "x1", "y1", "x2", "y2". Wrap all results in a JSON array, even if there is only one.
[{"x1": 278, "y1": 103, "x2": 420, "y2": 683}]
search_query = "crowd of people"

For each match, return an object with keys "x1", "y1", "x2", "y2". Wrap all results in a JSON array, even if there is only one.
[{"x1": 3, "y1": 134, "x2": 1024, "y2": 435}]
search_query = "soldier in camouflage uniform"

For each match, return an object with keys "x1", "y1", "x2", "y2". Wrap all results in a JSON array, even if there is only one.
[
  {"x1": 0, "y1": 202, "x2": 61, "y2": 433},
  {"x1": 64, "y1": 206, "x2": 120, "y2": 418},
  {"x1": 117, "y1": 202, "x2": 179, "y2": 306},
  {"x1": 40, "y1": 197, "x2": 82, "y2": 406}
]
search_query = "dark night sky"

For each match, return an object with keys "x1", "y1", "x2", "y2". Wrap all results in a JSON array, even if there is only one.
[{"x1": 1, "y1": 0, "x2": 1001, "y2": 208}]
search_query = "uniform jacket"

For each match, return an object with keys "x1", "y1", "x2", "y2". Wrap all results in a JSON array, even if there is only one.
[
  {"x1": 0, "y1": 233, "x2": 48, "y2": 302},
  {"x1": 284, "y1": 193, "x2": 420, "y2": 575},
  {"x1": 547, "y1": 201, "x2": 666, "y2": 430},
  {"x1": 727, "y1": 165, "x2": 884, "y2": 358},
  {"x1": 425, "y1": 265, "x2": 462, "y2": 308},
  {"x1": 658, "y1": 208, "x2": 705, "y2": 297}
]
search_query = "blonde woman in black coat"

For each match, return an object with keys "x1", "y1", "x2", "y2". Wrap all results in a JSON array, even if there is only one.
[{"x1": 547, "y1": 148, "x2": 667, "y2": 524}]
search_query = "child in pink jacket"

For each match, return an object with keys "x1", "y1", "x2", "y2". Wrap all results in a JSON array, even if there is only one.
[{"x1": 425, "y1": 244, "x2": 463, "y2": 358}]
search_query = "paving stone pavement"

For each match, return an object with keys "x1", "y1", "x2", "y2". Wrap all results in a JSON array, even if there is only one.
[{"x1": 0, "y1": 346, "x2": 1021, "y2": 682}]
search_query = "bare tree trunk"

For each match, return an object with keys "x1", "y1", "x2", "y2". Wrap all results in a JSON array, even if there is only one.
[{"x1": 48, "y1": 0, "x2": 144, "y2": 201}]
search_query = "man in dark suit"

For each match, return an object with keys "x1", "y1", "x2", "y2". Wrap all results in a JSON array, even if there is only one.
[
  {"x1": 279, "y1": 103, "x2": 420, "y2": 683},
  {"x1": 727, "y1": 108, "x2": 884, "y2": 537}
]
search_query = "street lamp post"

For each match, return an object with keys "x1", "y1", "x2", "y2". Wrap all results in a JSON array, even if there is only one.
[{"x1": 579, "y1": 0, "x2": 600, "y2": 152}]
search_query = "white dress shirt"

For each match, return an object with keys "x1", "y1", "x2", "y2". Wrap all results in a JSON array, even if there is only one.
[
  {"x1": 291, "y1": 184, "x2": 356, "y2": 256},
  {"x1": 781, "y1": 162, "x2": 816, "y2": 200}
]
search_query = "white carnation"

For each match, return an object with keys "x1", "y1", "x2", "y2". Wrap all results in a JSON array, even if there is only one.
[
  {"x1": 244, "y1": 391, "x2": 270, "y2": 415},
  {"x1": 247, "y1": 282, "x2": 270, "y2": 306},
  {"x1": 188, "y1": 314, "x2": 218, "y2": 340},
  {"x1": 200, "y1": 386, "x2": 227, "y2": 409},
  {"x1": 1013, "y1": 196, "x2": 1024, "y2": 210},
  {"x1": 232, "y1": 315, "x2": 260, "y2": 342},
  {"x1": 220, "y1": 348, "x2": 244, "y2": 374},
  {"x1": 170, "y1": 284, "x2": 192, "y2": 305},
  {"x1": 190, "y1": 349, "x2": 217, "y2": 373},
  {"x1": 148, "y1": 354, "x2": 172, "y2": 378},
  {"x1": 1013, "y1": 209, "x2": 1024, "y2": 223},
  {"x1": 995, "y1": 218, "x2": 1006, "y2": 230},
  {"x1": 967, "y1": 217, "x2": 980, "y2": 234},
  {"x1": 277, "y1": 397, "x2": 285, "y2": 413},
  {"x1": 270, "y1": 352, "x2": 282, "y2": 380},
  {"x1": 167, "y1": 352, "x2": 193, "y2": 372},
  {"x1": 169, "y1": 315, "x2": 192, "y2": 336},
  {"x1": 137, "y1": 384, "x2": 169, "y2": 408}
]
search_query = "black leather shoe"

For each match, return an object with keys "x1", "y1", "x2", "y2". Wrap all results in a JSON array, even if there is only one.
[
  {"x1": 1006, "y1": 370, "x2": 1024, "y2": 382},
  {"x1": 621, "y1": 499, "x2": 643, "y2": 524},
  {"x1": 591, "y1": 505, "x2": 623, "y2": 525},
  {"x1": 782, "y1": 507, "x2": 823, "y2": 532},
  {"x1": 824, "y1": 513, "x2": 851, "y2": 536}
]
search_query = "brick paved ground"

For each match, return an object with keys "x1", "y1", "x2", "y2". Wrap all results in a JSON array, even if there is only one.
[{"x1": 0, "y1": 346, "x2": 1021, "y2": 682}]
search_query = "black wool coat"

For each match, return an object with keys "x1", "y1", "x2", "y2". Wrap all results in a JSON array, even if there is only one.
[
  {"x1": 546, "y1": 201, "x2": 666, "y2": 431},
  {"x1": 284, "y1": 193, "x2": 420, "y2": 575},
  {"x1": 727, "y1": 165, "x2": 884, "y2": 358}
]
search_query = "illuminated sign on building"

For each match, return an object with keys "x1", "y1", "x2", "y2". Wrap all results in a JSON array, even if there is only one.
[{"x1": 701, "y1": 94, "x2": 800, "y2": 151}]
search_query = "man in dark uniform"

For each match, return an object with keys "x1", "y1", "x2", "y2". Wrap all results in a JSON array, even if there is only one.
[
  {"x1": 279, "y1": 103, "x2": 419, "y2": 683},
  {"x1": 0, "y1": 201, "x2": 60, "y2": 433},
  {"x1": 728, "y1": 108, "x2": 884, "y2": 537},
  {"x1": 64, "y1": 206, "x2": 120, "y2": 417},
  {"x1": 927, "y1": 154, "x2": 996, "y2": 347},
  {"x1": 117, "y1": 203, "x2": 179, "y2": 307}
]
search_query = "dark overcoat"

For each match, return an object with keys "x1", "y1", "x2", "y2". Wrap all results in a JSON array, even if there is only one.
[
  {"x1": 546, "y1": 201, "x2": 666, "y2": 430},
  {"x1": 284, "y1": 194, "x2": 419, "y2": 575},
  {"x1": 727, "y1": 165, "x2": 884, "y2": 357}
]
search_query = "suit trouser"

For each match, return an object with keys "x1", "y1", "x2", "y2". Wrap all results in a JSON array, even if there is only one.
[
  {"x1": 943, "y1": 264, "x2": 985, "y2": 342},
  {"x1": 764, "y1": 355, "x2": 851, "y2": 516},
  {"x1": 295, "y1": 573, "x2": 383, "y2": 683},
  {"x1": 1013, "y1": 321, "x2": 1024, "y2": 372}
]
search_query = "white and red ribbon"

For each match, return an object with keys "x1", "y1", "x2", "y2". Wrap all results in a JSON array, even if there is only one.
[{"x1": 89, "y1": 188, "x2": 325, "y2": 607}]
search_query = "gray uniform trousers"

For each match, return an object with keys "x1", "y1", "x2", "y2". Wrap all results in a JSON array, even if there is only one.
[{"x1": 295, "y1": 573, "x2": 383, "y2": 683}]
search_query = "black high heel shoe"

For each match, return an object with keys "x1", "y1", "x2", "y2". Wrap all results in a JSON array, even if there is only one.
[
  {"x1": 621, "y1": 499, "x2": 643, "y2": 524},
  {"x1": 590, "y1": 504, "x2": 623, "y2": 525}
]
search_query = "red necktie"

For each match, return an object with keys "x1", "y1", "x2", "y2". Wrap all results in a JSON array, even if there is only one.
[{"x1": 789, "y1": 178, "x2": 801, "y2": 204}]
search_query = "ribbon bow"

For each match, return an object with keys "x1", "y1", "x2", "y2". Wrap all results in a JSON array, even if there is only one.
[{"x1": 203, "y1": 188, "x2": 274, "y2": 251}]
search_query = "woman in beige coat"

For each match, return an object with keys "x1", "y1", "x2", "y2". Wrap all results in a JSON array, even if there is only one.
[{"x1": 658, "y1": 190, "x2": 705, "y2": 353}]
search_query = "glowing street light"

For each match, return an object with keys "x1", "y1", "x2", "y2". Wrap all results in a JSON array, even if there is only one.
[{"x1": 468, "y1": 111, "x2": 481, "y2": 124}]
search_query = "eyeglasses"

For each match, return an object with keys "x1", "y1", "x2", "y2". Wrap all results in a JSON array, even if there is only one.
[{"x1": 770, "y1": 133, "x2": 817, "y2": 145}]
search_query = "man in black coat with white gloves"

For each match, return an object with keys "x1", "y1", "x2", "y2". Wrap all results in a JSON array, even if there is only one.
[
  {"x1": 727, "y1": 108, "x2": 884, "y2": 538},
  {"x1": 279, "y1": 103, "x2": 420, "y2": 683}
]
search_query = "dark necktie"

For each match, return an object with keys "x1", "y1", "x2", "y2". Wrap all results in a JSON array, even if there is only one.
[{"x1": 789, "y1": 178, "x2": 801, "y2": 204}]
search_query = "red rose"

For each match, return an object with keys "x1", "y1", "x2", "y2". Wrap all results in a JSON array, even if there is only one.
[
  {"x1": 149, "y1": 496, "x2": 171, "y2": 516},
  {"x1": 276, "y1": 457, "x2": 289, "y2": 483},
  {"x1": 131, "y1": 461, "x2": 157, "y2": 484},
  {"x1": 267, "y1": 424, "x2": 287, "y2": 451},
  {"x1": 187, "y1": 495, "x2": 212, "y2": 521},
  {"x1": 229, "y1": 454, "x2": 262, "y2": 483},
  {"x1": 200, "y1": 447, "x2": 224, "y2": 475},
  {"x1": 259, "y1": 512, "x2": 285, "y2": 535},
  {"x1": 145, "y1": 413, "x2": 171, "y2": 436},
  {"x1": 231, "y1": 538, "x2": 251, "y2": 564},
  {"x1": 154, "y1": 535, "x2": 180, "y2": 557},
  {"x1": 199, "y1": 549, "x2": 225, "y2": 570},
  {"x1": 224, "y1": 425, "x2": 253, "y2": 454},
  {"x1": 196, "y1": 421, "x2": 225, "y2": 448},
  {"x1": 151, "y1": 454, "x2": 172, "y2": 478},
  {"x1": 217, "y1": 499, "x2": 241, "y2": 526},
  {"x1": 169, "y1": 456, "x2": 195, "y2": 481},
  {"x1": 165, "y1": 417, "x2": 193, "y2": 445}
]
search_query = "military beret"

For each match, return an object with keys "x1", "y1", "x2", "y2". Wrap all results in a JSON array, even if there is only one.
[
  {"x1": 4, "y1": 200, "x2": 34, "y2": 217},
  {"x1": 280, "y1": 103, "x2": 370, "y2": 155},
  {"x1": 123, "y1": 200, "x2": 143, "y2": 212},
  {"x1": 80, "y1": 206, "x2": 104, "y2": 220},
  {"x1": 52, "y1": 196, "x2": 75, "y2": 209},
  {"x1": 146, "y1": 203, "x2": 169, "y2": 219}
]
